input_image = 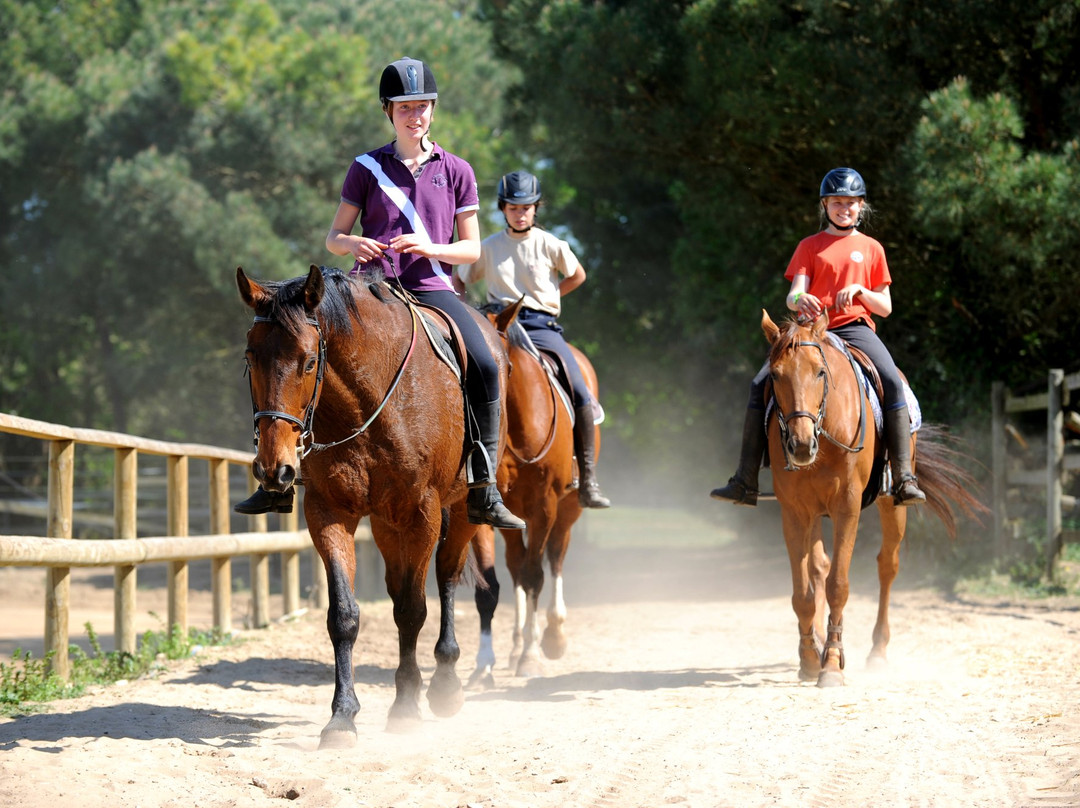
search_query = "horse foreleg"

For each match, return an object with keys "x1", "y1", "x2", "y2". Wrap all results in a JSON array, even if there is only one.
[
  {"x1": 516, "y1": 520, "x2": 552, "y2": 678},
  {"x1": 783, "y1": 509, "x2": 824, "y2": 682},
  {"x1": 502, "y1": 527, "x2": 527, "y2": 670},
  {"x1": 313, "y1": 523, "x2": 361, "y2": 750},
  {"x1": 466, "y1": 525, "x2": 499, "y2": 690},
  {"x1": 868, "y1": 500, "x2": 908, "y2": 671},
  {"x1": 818, "y1": 509, "x2": 860, "y2": 688},
  {"x1": 541, "y1": 503, "x2": 578, "y2": 660}
]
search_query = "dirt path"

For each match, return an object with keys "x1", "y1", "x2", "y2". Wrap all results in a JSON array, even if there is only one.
[{"x1": 1, "y1": 538, "x2": 1079, "y2": 808}]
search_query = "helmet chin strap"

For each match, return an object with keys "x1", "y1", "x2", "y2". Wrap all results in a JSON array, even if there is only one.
[
  {"x1": 505, "y1": 214, "x2": 532, "y2": 234},
  {"x1": 826, "y1": 214, "x2": 855, "y2": 231}
]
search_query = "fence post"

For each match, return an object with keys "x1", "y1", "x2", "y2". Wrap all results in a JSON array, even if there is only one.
[
  {"x1": 991, "y1": 381, "x2": 1007, "y2": 557},
  {"x1": 209, "y1": 458, "x2": 232, "y2": 633},
  {"x1": 167, "y1": 455, "x2": 189, "y2": 637},
  {"x1": 247, "y1": 488, "x2": 270, "y2": 629},
  {"x1": 113, "y1": 447, "x2": 138, "y2": 655},
  {"x1": 1046, "y1": 369, "x2": 1065, "y2": 580},
  {"x1": 45, "y1": 439, "x2": 75, "y2": 678}
]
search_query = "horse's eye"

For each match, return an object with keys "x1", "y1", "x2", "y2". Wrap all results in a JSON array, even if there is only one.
[{"x1": 304, "y1": 356, "x2": 317, "y2": 374}]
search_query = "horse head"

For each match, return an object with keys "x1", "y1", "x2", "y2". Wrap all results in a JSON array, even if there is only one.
[
  {"x1": 762, "y1": 309, "x2": 831, "y2": 468},
  {"x1": 237, "y1": 265, "x2": 326, "y2": 494}
]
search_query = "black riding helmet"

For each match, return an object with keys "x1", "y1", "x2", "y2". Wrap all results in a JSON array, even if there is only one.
[
  {"x1": 379, "y1": 57, "x2": 438, "y2": 105},
  {"x1": 819, "y1": 167, "x2": 866, "y2": 198},
  {"x1": 496, "y1": 171, "x2": 542, "y2": 208}
]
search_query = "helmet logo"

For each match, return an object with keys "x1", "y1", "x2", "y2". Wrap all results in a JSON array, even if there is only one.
[{"x1": 406, "y1": 65, "x2": 419, "y2": 93}]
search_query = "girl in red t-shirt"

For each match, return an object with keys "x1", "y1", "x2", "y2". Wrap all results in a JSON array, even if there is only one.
[{"x1": 711, "y1": 168, "x2": 926, "y2": 507}]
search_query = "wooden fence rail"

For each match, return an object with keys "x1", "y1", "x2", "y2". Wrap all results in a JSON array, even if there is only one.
[
  {"x1": 0, "y1": 412, "x2": 373, "y2": 679},
  {"x1": 992, "y1": 369, "x2": 1080, "y2": 580}
]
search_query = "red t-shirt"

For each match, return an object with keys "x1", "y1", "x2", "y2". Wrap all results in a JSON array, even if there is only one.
[{"x1": 784, "y1": 230, "x2": 892, "y2": 331}]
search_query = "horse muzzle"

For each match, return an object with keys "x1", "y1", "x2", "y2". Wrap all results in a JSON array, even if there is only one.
[{"x1": 252, "y1": 458, "x2": 297, "y2": 493}]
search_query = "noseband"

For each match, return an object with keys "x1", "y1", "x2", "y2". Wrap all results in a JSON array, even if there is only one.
[
  {"x1": 773, "y1": 338, "x2": 867, "y2": 471},
  {"x1": 247, "y1": 315, "x2": 326, "y2": 459}
]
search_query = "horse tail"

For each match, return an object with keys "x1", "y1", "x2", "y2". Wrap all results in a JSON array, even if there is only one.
[{"x1": 914, "y1": 423, "x2": 990, "y2": 538}]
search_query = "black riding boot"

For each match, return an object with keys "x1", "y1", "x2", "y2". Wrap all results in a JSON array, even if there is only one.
[
  {"x1": 710, "y1": 407, "x2": 767, "y2": 506},
  {"x1": 466, "y1": 399, "x2": 526, "y2": 530},
  {"x1": 885, "y1": 404, "x2": 926, "y2": 506},
  {"x1": 234, "y1": 485, "x2": 294, "y2": 515},
  {"x1": 574, "y1": 405, "x2": 611, "y2": 509}
]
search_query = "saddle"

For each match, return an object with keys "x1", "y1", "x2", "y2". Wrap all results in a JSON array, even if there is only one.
[{"x1": 377, "y1": 281, "x2": 464, "y2": 383}]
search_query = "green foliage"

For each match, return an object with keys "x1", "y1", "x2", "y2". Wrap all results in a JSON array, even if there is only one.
[
  {"x1": 0, "y1": 620, "x2": 231, "y2": 717},
  {"x1": 0, "y1": 0, "x2": 515, "y2": 447}
]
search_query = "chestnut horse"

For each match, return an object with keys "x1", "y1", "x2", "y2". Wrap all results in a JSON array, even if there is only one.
[
  {"x1": 237, "y1": 265, "x2": 509, "y2": 745},
  {"x1": 762, "y1": 310, "x2": 985, "y2": 687},
  {"x1": 468, "y1": 299, "x2": 598, "y2": 682}
]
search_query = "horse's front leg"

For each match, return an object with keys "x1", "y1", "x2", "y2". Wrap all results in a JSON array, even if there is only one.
[
  {"x1": 781, "y1": 507, "x2": 826, "y2": 682},
  {"x1": 541, "y1": 501, "x2": 578, "y2": 660},
  {"x1": 466, "y1": 525, "x2": 499, "y2": 690},
  {"x1": 310, "y1": 517, "x2": 362, "y2": 750},
  {"x1": 819, "y1": 507, "x2": 861, "y2": 688},
  {"x1": 868, "y1": 498, "x2": 908, "y2": 670}
]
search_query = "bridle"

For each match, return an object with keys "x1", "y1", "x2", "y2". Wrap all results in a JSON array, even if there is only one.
[
  {"x1": 773, "y1": 337, "x2": 867, "y2": 471},
  {"x1": 245, "y1": 284, "x2": 420, "y2": 459}
]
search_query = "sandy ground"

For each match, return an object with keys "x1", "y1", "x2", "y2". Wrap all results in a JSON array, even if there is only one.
[{"x1": 1, "y1": 534, "x2": 1079, "y2": 808}]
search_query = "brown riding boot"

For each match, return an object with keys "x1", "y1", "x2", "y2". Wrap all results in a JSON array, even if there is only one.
[
  {"x1": 710, "y1": 407, "x2": 767, "y2": 506},
  {"x1": 574, "y1": 405, "x2": 610, "y2": 509},
  {"x1": 885, "y1": 404, "x2": 926, "y2": 506}
]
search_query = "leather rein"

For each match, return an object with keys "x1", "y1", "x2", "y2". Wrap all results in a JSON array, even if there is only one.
[{"x1": 773, "y1": 338, "x2": 867, "y2": 471}]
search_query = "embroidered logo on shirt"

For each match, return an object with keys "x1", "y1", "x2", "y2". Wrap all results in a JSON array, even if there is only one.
[
  {"x1": 431, "y1": 173, "x2": 447, "y2": 188},
  {"x1": 850, "y1": 250, "x2": 864, "y2": 263}
]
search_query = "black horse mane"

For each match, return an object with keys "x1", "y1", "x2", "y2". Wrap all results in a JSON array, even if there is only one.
[{"x1": 262, "y1": 265, "x2": 388, "y2": 337}]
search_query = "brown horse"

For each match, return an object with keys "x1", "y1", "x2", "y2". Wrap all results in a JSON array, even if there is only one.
[
  {"x1": 237, "y1": 264, "x2": 509, "y2": 745},
  {"x1": 468, "y1": 299, "x2": 598, "y2": 682},
  {"x1": 762, "y1": 310, "x2": 985, "y2": 687}
]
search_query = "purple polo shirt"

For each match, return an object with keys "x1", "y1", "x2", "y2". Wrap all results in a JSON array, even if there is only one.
[{"x1": 340, "y1": 142, "x2": 480, "y2": 292}]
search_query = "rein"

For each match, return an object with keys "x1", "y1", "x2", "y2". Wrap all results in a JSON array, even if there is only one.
[
  {"x1": 505, "y1": 356, "x2": 561, "y2": 465},
  {"x1": 773, "y1": 337, "x2": 867, "y2": 471},
  {"x1": 247, "y1": 278, "x2": 420, "y2": 459}
]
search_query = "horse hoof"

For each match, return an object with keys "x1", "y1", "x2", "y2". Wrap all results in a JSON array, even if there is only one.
[
  {"x1": 817, "y1": 670, "x2": 845, "y2": 688},
  {"x1": 540, "y1": 628, "x2": 567, "y2": 660},
  {"x1": 515, "y1": 654, "x2": 544, "y2": 678},
  {"x1": 386, "y1": 700, "x2": 423, "y2": 733},
  {"x1": 866, "y1": 654, "x2": 888, "y2": 673},
  {"x1": 798, "y1": 666, "x2": 820, "y2": 682},
  {"x1": 466, "y1": 668, "x2": 496, "y2": 691},
  {"x1": 427, "y1": 672, "x2": 465, "y2": 717},
  {"x1": 319, "y1": 715, "x2": 358, "y2": 749}
]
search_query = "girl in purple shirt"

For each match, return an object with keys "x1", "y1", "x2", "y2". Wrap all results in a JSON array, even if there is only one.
[{"x1": 236, "y1": 57, "x2": 522, "y2": 529}]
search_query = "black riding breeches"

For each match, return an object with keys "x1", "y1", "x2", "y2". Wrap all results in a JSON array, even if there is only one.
[
  {"x1": 517, "y1": 308, "x2": 592, "y2": 406},
  {"x1": 411, "y1": 289, "x2": 500, "y2": 403}
]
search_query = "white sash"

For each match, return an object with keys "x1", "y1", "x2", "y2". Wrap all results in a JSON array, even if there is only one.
[{"x1": 356, "y1": 153, "x2": 454, "y2": 290}]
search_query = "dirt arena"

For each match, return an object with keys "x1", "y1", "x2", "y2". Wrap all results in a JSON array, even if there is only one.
[{"x1": 1, "y1": 532, "x2": 1079, "y2": 808}]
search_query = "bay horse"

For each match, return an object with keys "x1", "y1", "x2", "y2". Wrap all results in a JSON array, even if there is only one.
[
  {"x1": 762, "y1": 310, "x2": 985, "y2": 687},
  {"x1": 237, "y1": 264, "x2": 509, "y2": 746},
  {"x1": 468, "y1": 299, "x2": 598, "y2": 682}
]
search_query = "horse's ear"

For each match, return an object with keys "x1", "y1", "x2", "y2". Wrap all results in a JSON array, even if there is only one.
[
  {"x1": 237, "y1": 267, "x2": 272, "y2": 310},
  {"x1": 811, "y1": 311, "x2": 828, "y2": 339},
  {"x1": 761, "y1": 309, "x2": 780, "y2": 344},
  {"x1": 303, "y1": 265, "x2": 325, "y2": 311},
  {"x1": 494, "y1": 296, "x2": 525, "y2": 333}
]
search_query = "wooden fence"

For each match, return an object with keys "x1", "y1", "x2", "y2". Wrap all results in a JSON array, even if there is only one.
[
  {"x1": 0, "y1": 412, "x2": 374, "y2": 679},
  {"x1": 992, "y1": 369, "x2": 1080, "y2": 579}
]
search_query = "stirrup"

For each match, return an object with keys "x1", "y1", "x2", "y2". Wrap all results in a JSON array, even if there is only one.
[
  {"x1": 891, "y1": 474, "x2": 926, "y2": 506},
  {"x1": 710, "y1": 477, "x2": 758, "y2": 507}
]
